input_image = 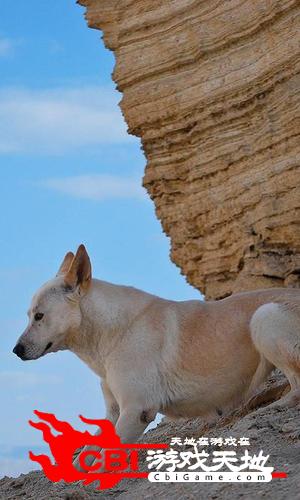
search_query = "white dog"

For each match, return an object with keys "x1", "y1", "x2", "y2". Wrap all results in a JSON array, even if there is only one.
[{"x1": 13, "y1": 245, "x2": 300, "y2": 465}]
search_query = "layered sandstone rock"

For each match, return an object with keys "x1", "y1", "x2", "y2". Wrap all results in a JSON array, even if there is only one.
[{"x1": 78, "y1": 0, "x2": 300, "y2": 299}]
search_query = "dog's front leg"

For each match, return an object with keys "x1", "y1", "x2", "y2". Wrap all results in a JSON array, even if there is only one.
[
  {"x1": 73, "y1": 380, "x2": 120, "y2": 472},
  {"x1": 74, "y1": 405, "x2": 157, "y2": 474},
  {"x1": 101, "y1": 380, "x2": 120, "y2": 425},
  {"x1": 115, "y1": 405, "x2": 157, "y2": 444}
]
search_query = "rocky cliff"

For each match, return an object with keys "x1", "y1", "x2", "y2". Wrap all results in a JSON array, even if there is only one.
[{"x1": 78, "y1": 0, "x2": 300, "y2": 299}]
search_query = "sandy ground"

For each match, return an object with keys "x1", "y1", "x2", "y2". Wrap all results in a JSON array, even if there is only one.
[{"x1": 1, "y1": 372, "x2": 299, "y2": 499}]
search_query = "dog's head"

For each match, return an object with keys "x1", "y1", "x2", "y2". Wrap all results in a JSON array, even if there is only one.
[{"x1": 13, "y1": 244, "x2": 92, "y2": 361}]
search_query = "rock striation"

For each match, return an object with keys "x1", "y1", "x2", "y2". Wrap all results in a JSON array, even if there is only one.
[{"x1": 78, "y1": 0, "x2": 300, "y2": 299}]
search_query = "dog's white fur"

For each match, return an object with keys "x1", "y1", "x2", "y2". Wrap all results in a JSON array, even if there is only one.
[{"x1": 14, "y1": 245, "x2": 300, "y2": 467}]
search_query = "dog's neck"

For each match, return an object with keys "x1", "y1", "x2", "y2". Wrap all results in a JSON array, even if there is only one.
[{"x1": 66, "y1": 278, "x2": 157, "y2": 377}]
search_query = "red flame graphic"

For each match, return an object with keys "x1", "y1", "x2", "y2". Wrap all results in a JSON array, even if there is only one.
[{"x1": 29, "y1": 410, "x2": 168, "y2": 490}]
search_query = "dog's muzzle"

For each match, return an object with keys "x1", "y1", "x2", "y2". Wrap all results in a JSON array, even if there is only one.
[{"x1": 13, "y1": 343, "x2": 26, "y2": 360}]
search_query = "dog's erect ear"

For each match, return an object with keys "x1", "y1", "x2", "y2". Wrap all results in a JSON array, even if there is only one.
[
  {"x1": 56, "y1": 251, "x2": 75, "y2": 277},
  {"x1": 64, "y1": 244, "x2": 92, "y2": 290}
]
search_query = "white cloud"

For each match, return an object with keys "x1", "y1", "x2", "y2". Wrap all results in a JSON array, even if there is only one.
[
  {"x1": 48, "y1": 40, "x2": 64, "y2": 54},
  {"x1": 0, "y1": 370, "x2": 61, "y2": 388},
  {"x1": 0, "y1": 445, "x2": 46, "y2": 477},
  {"x1": 39, "y1": 174, "x2": 146, "y2": 201},
  {"x1": 0, "y1": 37, "x2": 14, "y2": 57},
  {"x1": 0, "y1": 457, "x2": 40, "y2": 478},
  {"x1": 0, "y1": 86, "x2": 132, "y2": 154}
]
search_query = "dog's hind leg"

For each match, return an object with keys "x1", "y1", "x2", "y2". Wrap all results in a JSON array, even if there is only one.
[
  {"x1": 250, "y1": 302, "x2": 300, "y2": 407},
  {"x1": 245, "y1": 355, "x2": 274, "y2": 402}
]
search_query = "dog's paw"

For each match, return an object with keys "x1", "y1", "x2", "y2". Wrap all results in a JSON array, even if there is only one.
[
  {"x1": 284, "y1": 388, "x2": 300, "y2": 408},
  {"x1": 268, "y1": 388, "x2": 300, "y2": 409}
]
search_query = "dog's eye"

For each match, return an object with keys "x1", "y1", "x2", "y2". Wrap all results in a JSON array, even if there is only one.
[{"x1": 34, "y1": 313, "x2": 44, "y2": 321}]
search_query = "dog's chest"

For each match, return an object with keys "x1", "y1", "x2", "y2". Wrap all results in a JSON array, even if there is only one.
[{"x1": 74, "y1": 349, "x2": 105, "y2": 378}]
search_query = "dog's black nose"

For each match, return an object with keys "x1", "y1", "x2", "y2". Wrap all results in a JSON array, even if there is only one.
[{"x1": 13, "y1": 343, "x2": 25, "y2": 358}]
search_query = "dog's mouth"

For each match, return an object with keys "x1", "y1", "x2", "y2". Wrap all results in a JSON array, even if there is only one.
[{"x1": 43, "y1": 342, "x2": 53, "y2": 354}]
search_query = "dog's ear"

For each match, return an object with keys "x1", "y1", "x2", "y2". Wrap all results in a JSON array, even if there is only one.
[
  {"x1": 56, "y1": 251, "x2": 75, "y2": 277},
  {"x1": 64, "y1": 244, "x2": 92, "y2": 291}
]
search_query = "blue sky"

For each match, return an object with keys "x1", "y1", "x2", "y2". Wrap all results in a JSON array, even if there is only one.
[{"x1": 0, "y1": 1, "x2": 200, "y2": 477}]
